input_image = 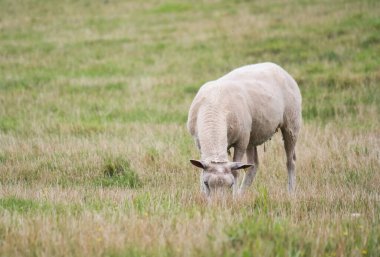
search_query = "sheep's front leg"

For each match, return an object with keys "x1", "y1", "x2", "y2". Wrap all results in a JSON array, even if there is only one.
[
  {"x1": 240, "y1": 145, "x2": 258, "y2": 193},
  {"x1": 232, "y1": 147, "x2": 245, "y2": 196}
]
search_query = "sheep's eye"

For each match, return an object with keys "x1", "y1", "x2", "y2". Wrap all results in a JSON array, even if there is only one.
[{"x1": 204, "y1": 181, "x2": 209, "y2": 187}]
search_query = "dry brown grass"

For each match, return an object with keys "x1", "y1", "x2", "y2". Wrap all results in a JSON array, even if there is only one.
[{"x1": 1, "y1": 124, "x2": 379, "y2": 256}]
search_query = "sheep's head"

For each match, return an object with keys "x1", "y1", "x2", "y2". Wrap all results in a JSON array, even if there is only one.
[{"x1": 190, "y1": 160, "x2": 252, "y2": 197}]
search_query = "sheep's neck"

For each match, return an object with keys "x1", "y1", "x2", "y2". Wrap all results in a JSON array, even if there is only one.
[{"x1": 197, "y1": 107, "x2": 229, "y2": 162}]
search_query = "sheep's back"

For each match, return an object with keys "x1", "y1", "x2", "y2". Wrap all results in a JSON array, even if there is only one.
[{"x1": 187, "y1": 62, "x2": 301, "y2": 145}]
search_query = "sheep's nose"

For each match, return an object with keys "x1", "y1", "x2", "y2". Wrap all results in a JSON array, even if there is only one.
[{"x1": 216, "y1": 177, "x2": 224, "y2": 186}]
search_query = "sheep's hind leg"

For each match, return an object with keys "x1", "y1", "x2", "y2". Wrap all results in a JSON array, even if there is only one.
[
  {"x1": 239, "y1": 145, "x2": 258, "y2": 194},
  {"x1": 281, "y1": 127, "x2": 297, "y2": 193}
]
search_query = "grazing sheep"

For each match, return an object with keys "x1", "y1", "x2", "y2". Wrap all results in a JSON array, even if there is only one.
[{"x1": 187, "y1": 62, "x2": 302, "y2": 197}]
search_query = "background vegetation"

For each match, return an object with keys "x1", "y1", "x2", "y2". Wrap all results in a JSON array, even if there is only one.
[{"x1": 0, "y1": 0, "x2": 379, "y2": 256}]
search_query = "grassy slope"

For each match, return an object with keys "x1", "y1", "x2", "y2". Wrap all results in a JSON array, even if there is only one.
[{"x1": 0, "y1": 0, "x2": 379, "y2": 256}]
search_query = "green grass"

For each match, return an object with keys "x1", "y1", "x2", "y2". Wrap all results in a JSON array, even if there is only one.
[
  {"x1": 95, "y1": 158, "x2": 142, "y2": 188},
  {"x1": 0, "y1": 197, "x2": 43, "y2": 213},
  {"x1": 0, "y1": 0, "x2": 379, "y2": 256}
]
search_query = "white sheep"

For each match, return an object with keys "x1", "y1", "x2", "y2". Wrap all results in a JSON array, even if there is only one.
[{"x1": 187, "y1": 62, "x2": 302, "y2": 196}]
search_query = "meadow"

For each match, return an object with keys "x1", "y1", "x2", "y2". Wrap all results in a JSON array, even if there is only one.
[{"x1": 0, "y1": 0, "x2": 379, "y2": 256}]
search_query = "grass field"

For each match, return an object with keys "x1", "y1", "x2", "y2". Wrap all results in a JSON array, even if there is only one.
[{"x1": 0, "y1": 0, "x2": 379, "y2": 256}]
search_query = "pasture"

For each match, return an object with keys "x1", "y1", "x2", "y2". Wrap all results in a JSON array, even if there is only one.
[{"x1": 0, "y1": 0, "x2": 379, "y2": 256}]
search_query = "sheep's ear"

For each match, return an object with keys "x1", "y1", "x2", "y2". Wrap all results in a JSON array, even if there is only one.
[
  {"x1": 190, "y1": 159, "x2": 207, "y2": 169},
  {"x1": 230, "y1": 162, "x2": 253, "y2": 170}
]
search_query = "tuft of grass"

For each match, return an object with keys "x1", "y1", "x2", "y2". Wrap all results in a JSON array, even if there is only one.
[
  {"x1": 152, "y1": 2, "x2": 192, "y2": 14},
  {"x1": 0, "y1": 197, "x2": 42, "y2": 213},
  {"x1": 226, "y1": 217, "x2": 311, "y2": 257},
  {"x1": 95, "y1": 158, "x2": 142, "y2": 188},
  {"x1": 0, "y1": 117, "x2": 18, "y2": 132}
]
